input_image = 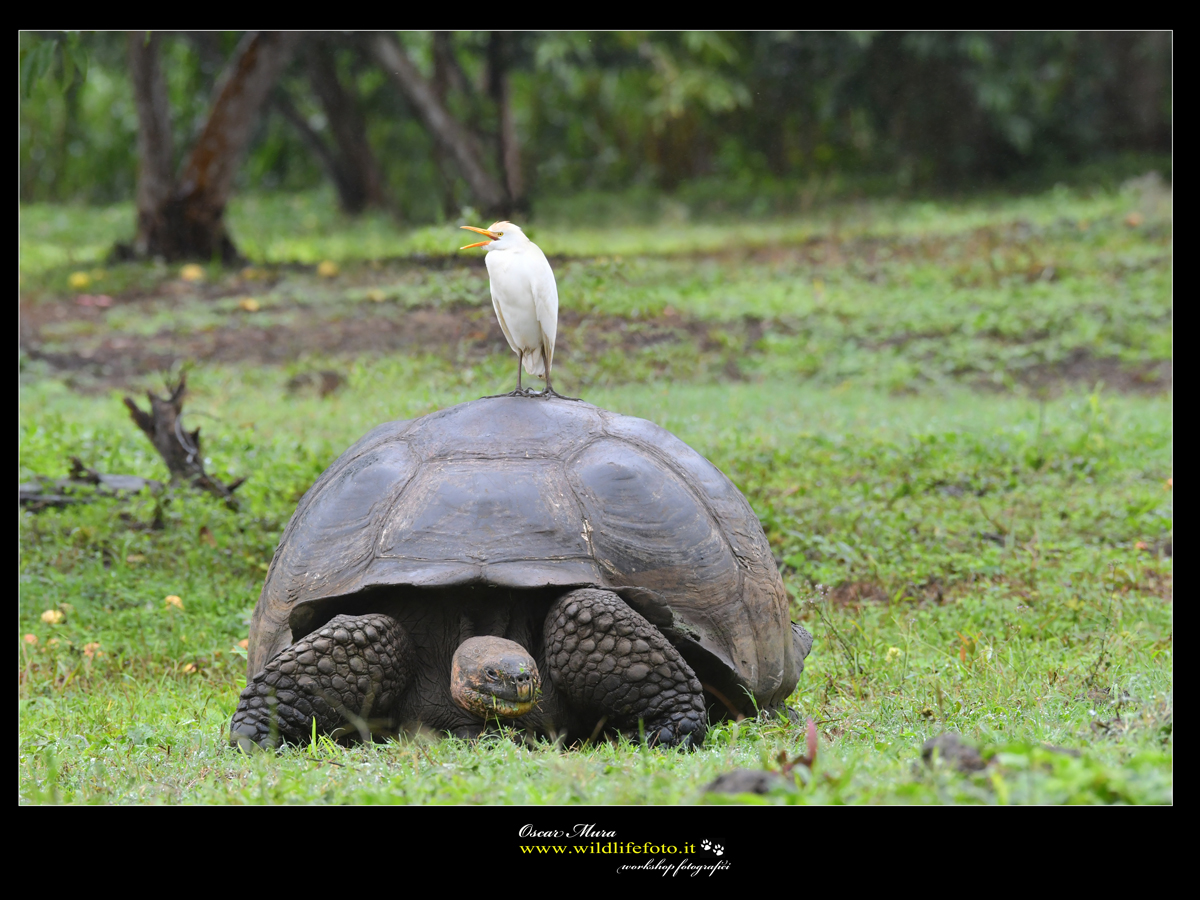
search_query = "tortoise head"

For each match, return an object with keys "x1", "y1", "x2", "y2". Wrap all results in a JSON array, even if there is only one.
[{"x1": 450, "y1": 636, "x2": 541, "y2": 720}]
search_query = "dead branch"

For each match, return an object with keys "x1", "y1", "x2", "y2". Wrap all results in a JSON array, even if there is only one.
[
  {"x1": 123, "y1": 374, "x2": 245, "y2": 510},
  {"x1": 20, "y1": 457, "x2": 162, "y2": 511}
]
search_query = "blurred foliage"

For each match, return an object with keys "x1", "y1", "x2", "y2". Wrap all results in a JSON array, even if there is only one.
[{"x1": 20, "y1": 31, "x2": 1171, "y2": 218}]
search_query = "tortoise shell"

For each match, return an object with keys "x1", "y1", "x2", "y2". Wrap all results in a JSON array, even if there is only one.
[{"x1": 247, "y1": 397, "x2": 806, "y2": 715}]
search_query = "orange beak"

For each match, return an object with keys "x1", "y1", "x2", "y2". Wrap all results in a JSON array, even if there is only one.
[{"x1": 460, "y1": 225, "x2": 501, "y2": 250}]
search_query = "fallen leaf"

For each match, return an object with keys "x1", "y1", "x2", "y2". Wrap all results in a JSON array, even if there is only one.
[
  {"x1": 238, "y1": 638, "x2": 249, "y2": 649},
  {"x1": 199, "y1": 526, "x2": 218, "y2": 548},
  {"x1": 317, "y1": 260, "x2": 339, "y2": 278},
  {"x1": 164, "y1": 595, "x2": 184, "y2": 610},
  {"x1": 180, "y1": 264, "x2": 205, "y2": 282},
  {"x1": 1125, "y1": 212, "x2": 1144, "y2": 227},
  {"x1": 238, "y1": 297, "x2": 260, "y2": 312},
  {"x1": 182, "y1": 663, "x2": 198, "y2": 674},
  {"x1": 366, "y1": 288, "x2": 386, "y2": 302},
  {"x1": 40, "y1": 609, "x2": 65, "y2": 625},
  {"x1": 68, "y1": 271, "x2": 91, "y2": 290}
]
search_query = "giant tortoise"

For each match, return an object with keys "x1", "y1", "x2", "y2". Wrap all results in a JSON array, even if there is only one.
[{"x1": 230, "y1": 397, "x2": 812, "y2": 750}]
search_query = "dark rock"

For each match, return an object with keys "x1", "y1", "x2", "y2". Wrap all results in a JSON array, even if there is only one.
[
  {"x1": 921, "y1": 732, "x2": 986, "y2": 773},
  {"x1": 704, "y1": 769, "x2": 795, "y2": 795}
]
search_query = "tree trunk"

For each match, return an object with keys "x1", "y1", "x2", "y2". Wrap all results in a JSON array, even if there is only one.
[
  {"x1": 429, "y1": 32, "x2": 466, "y2": 218},
  {"x1": 128, "y1": 32, "x2": 175, "y2": 257},
  {"x1": 271, "y1": 85, "x2": 349, "y2": 198},
  {"x1": 433, "y1": 31, "x2": 471, "y2": 100},
  {"x1": 304, "y1": 36, "x2": 388, "y2": 214},
  {"x1": 125, "y1": 31, "x2": 300, "y2": 263},
  {"x1": 368, "y1": 32, "x2": 507, "y2": 216},
  {"x1": 488, "y1": 32, "x2": 527, "y2": 215}
]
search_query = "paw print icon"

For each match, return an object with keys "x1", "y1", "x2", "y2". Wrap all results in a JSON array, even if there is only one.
[{"x1": 701, "y1": 840, "x2": 725, "y2": 856}]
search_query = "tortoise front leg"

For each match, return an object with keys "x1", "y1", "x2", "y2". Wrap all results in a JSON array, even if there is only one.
[
  {"x1": 544, "y1": 589, "x2": 707, "y2": 748},
  {"x1": 230, "y1": 613, "x2": 412, "y2": 751}
]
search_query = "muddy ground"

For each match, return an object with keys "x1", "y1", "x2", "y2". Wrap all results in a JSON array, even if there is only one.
[{"x1": 19, "y1": 246, "x2": 1171, "y2": 396}]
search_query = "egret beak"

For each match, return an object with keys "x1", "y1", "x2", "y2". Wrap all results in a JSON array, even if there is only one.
[{"x1": 460, "y1": 225, "x2": 501, "y2": 250}]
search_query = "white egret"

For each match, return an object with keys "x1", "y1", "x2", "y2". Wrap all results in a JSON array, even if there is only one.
[{"x1": 460, "y1": 221, "x2": 570, "y2": 398}]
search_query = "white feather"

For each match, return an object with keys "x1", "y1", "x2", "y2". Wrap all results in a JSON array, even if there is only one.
[{"x1": 479, "y1": 223, "x2": 558, "y2": 380}]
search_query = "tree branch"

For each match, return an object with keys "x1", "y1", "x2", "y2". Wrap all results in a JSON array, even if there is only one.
[{"x1": 368, "y1": 32, "x2": 507, "y2": 214}]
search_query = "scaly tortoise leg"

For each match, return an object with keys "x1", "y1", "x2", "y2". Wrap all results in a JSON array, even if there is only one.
[
  {"x1": 230, "y1": 613, "x2": 411, "y2": 750},
  {"x1": 544, "y1": 588, "x2": 707, "y2": 748}
]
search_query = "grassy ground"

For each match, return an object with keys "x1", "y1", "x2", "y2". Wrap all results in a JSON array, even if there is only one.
[{"x1": 19, "y1": 179, "x2": 1172, "y2": 805}]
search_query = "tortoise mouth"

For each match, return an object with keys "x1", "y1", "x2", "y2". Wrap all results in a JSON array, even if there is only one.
[
  {"x1": 453, "y1": 687, "x2": 538, "y2": 720},
  {"x1": 450, "y1": 636, "x2": 542, "y2": 721}
]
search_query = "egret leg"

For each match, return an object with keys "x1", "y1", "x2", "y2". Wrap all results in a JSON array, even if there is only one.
[
  {"x1": 483, "y1": 356, "x2": 536, "y2": 399},
  {"x1": 538, "y1": 338, "x2": 581, "y2": 401},
  {"x1": 539, "y1": 367, "x2": 581, "y2": 402}
]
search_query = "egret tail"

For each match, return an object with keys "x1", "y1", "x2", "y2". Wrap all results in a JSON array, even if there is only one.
[{"x1": 521, "y1": 347, "x2": 546, "y2": 378}]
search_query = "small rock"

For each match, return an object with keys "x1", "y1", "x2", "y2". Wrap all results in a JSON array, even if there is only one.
[
  {"x1": 921, "y1": 732, "x2": 986, "y2": 773},
  {"x1": 704, "y1": 769, "x2": 795, "y2": 795},
  {"x1": 286, "y1": 370, "x2": 345, "y2": 398}
]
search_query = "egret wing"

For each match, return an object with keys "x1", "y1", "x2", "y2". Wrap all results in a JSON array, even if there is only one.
[
  {"x1": 530, "y1": 248, "x2": 559, "y2": 369},
  {"x1": 486, "y1": 257, "x2": 520, "y2": 355}
]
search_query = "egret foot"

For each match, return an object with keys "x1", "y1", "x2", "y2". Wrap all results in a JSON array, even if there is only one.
[
  {"x1": 484, "y1": 388, "x2": 539, "y2": 399},
  {"x1": 540, "y1": 371, "x2": 581, "y2": 401}
]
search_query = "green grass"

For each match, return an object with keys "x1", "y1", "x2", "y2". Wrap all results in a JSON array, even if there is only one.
[
  {"x1": 21, "y1": 181, "x2": 1170, "y2": 399},
  {"x1": 19, "y1": 183, "x2": 1171, "y2": 804},
  {"x1": 20, "y1": 177, "x2": 1168, "y2": 276}
]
